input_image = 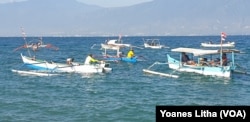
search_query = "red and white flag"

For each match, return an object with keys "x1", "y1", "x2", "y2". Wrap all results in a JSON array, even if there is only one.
[{"x1": 221, "y1": 32, "x2": 227, "y2": 41}]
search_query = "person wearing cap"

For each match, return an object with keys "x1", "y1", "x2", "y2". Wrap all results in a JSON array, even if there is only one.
[
  {"x1": 66, "y1": 57, "x2": 74, "y2": 65},
  {"x1": 84, "y1": 54, "x2": 99, "y2": 65},
  {"x1": 127, "y1": 49, "x2": 134, "y2": 58}
]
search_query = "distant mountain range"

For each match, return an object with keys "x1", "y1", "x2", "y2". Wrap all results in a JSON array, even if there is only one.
[{"x1": 1, "y1": 0, "x2": 250, "y2": 36}]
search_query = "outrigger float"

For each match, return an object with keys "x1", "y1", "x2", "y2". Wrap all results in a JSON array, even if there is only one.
[
  {"x1": 11, "y1": 69, "x2": 59, "y2": 76},
  {"x1": 143, "y1": 62, "x2": 179, "y2": 78}
]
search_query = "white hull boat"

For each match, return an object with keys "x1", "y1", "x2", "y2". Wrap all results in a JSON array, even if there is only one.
[
  {"x1": 167, "y1": 47, "x2": 241, "y2": 78},
  {"x1": 20, "y1": 54, "x2": 112, "y2": 73},
  {"x1": 201, "y1": 42, "x2": 235, "y2": 48},
  {"x1": 144, "y1": 43, "x2": 164, "y2": 49},
  {"x1": 143, "y1": 39, "x2": 167, "y2": 49},
  {"x1": 143, "y1": 47, "x2": 242, "y2": 78}
]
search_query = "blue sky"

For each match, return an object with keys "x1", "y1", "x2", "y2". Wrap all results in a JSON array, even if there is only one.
[{"x1": 0, "y1": 0, "x2": 153, "y2": 7}]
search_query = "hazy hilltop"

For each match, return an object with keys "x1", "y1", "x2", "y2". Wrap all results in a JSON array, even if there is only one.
[{"x1": 0, "y1": 0, "x2": 250, "y2": 36}]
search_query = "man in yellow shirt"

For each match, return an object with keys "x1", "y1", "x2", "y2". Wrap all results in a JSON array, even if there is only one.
[
  {"x1": 127, "y1": 49, "x2": 134, "y2": 58},
  {"x1": 84, "y1": 54, "x2": 99, "y2": 65}
]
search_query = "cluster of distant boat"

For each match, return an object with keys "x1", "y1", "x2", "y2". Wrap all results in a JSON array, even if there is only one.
[{"x1": 12, "y1": 29, "x2": 248, "y2": 79}]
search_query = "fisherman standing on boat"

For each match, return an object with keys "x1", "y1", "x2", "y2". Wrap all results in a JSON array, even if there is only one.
[
  {"x1": 181, "y1": 52, "x2": 190, "y2": 62},
  {"x1": 84, "y1": 54, "x2": 100, "y2": 65},
  {"x1": 222, "y1": 53, "x2": 228, "y2": 66},
  {"x1": 127, "y1": 49, "x2": 134, "y2": 59}
]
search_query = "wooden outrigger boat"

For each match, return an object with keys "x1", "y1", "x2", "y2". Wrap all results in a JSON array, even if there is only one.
[
  {"x1": 101, "y1": 39, "x2": 131, "y2": 49},
  {"x1": 98, "y1": 35, "x2": 137, "y2": 63},
  {"x1": 14, "y1": 38, "x2": 59, "y2": 51},
  {"x1": 20, "y1": 53, "x2": 112, "y2": 73},
  {"x1": 100, "y1": 34, "x2": 131, "y2": 50},
  {"x1": 143, "y1": 47, "x2": 243, "y2": 78},
  {"x1": 99, "y1": 34, "x2": 143, "y2": 50},
  {"x1": 201, "y1": 41, "x2": 235, "y2": 48},
  {"x1": 201, "y1": 32, "x2": 235, "y2": 48},
  {"x1": 143, "y1": 39, "x2": 167, "y2": 49},
  {"x1": 91, "y1": 35, "x2": 142, "y2": 63},
  {"x1": 101, "y1": 44, "x2": 137, "y2": 63},
  {"x1": 14, "y1": 28, "x2": 59, "y2": 51},
  {"x1": 167, "y1": 47, "x2": 240, "y2": 78}
]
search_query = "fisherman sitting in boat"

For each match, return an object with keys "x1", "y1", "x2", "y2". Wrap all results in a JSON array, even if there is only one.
[
  {"x1": 84, "y1": 54, "x2": 101, "y2": 65},
  {"x1": 181, "y1": 52, "x2": 195, "y2": 65},
  {"x1": 208, "y1": 58, "x2": 221, "y2": 66},
  {"x1": 127, "y1": 49, "x2": 134, "y2": 59},
  {"x1": 209, "y1": 53, "x2": 227, "y2": 66},
  {"x1": 66, "y1": 58, "x2": 74, "y2": 65},
  {"x1": 199, "y1": 58, "x2": 208, "y2": 66}
]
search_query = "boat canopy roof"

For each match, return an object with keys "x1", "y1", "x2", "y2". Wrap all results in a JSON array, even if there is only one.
[
  {"x1": 107, "y1": 39, "x2": 119, "y2": 44},
  {"x1": 171, "y1": 47, "x2": 241, "y2": 56}
]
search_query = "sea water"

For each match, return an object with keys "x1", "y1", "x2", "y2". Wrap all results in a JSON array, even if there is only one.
[{"x1": 0, "y1": 36, "x2": 250, "y2": 121}]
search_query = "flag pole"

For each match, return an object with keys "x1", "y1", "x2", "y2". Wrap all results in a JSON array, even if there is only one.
[
  {"x1": 220, "y1": 34, "x2": 223, "y2": 67},
  {"x1": 220, "y1": 32, "x2": 226, "y2": 66},
  {"x1": 21, "y1": 27, "x2": 31, "y2": 57}
]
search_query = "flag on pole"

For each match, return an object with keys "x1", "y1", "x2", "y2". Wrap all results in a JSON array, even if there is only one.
[{"x1": 221, "y1": 32, "x2": 227, "y2": 41}]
